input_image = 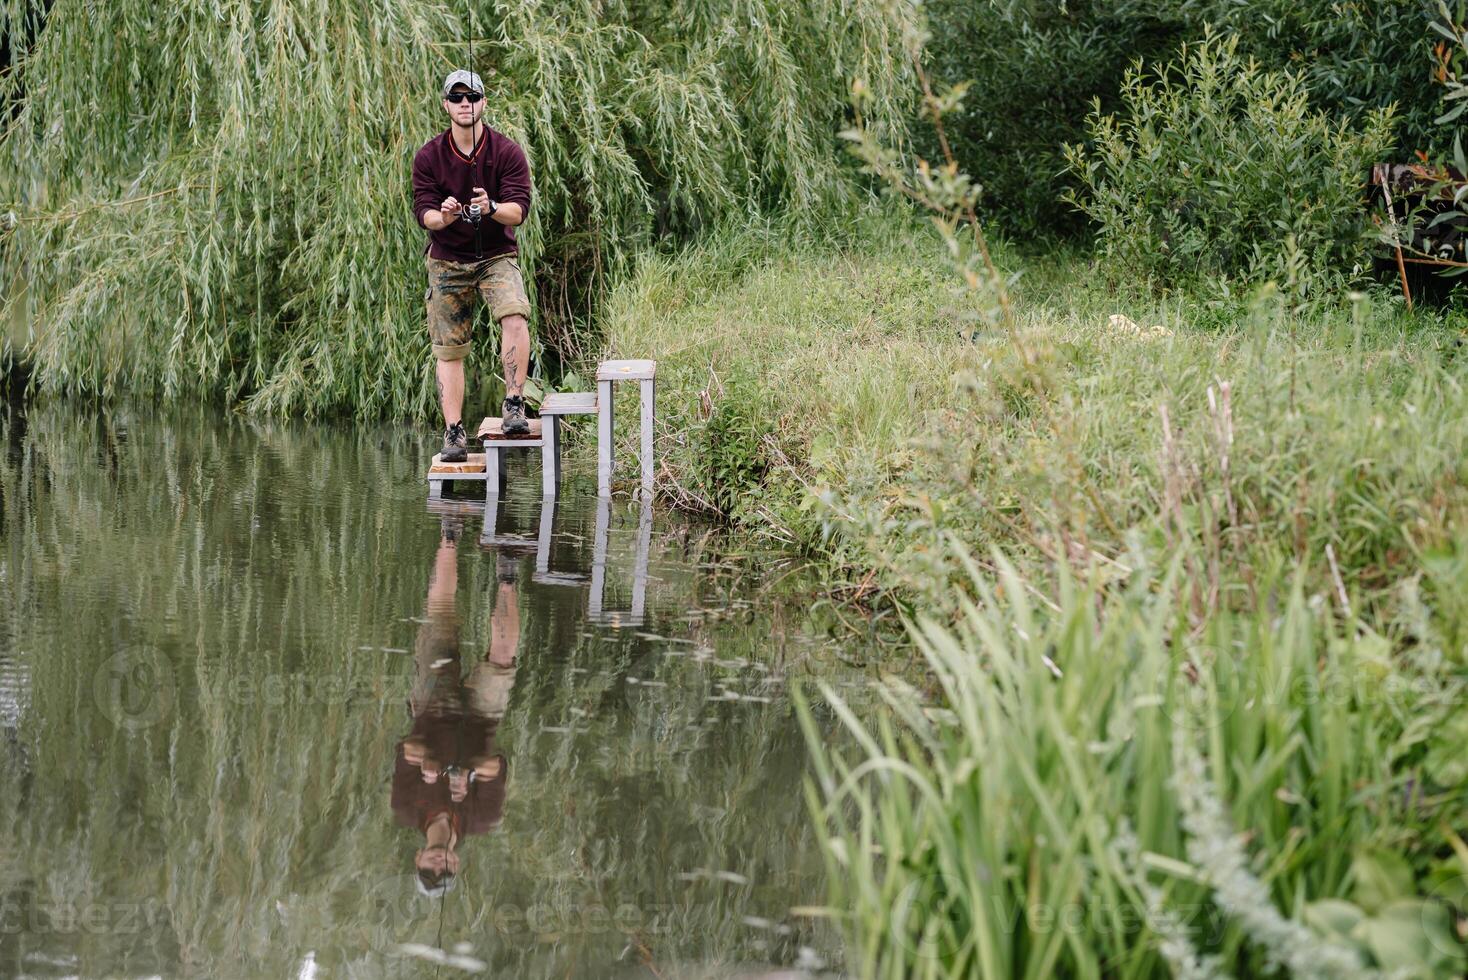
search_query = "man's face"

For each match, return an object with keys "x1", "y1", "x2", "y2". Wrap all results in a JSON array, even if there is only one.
[
  {"x1": 415, "y1": 845, "x2": 462, "y2": 876},
  {"x1": 442, "y1": 85, "x2": 484, "y2": 128}
]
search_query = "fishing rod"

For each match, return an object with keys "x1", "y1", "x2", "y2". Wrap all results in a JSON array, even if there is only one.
[{"x1": 463, "y1": 8, "x2": 484, "y2": 260}]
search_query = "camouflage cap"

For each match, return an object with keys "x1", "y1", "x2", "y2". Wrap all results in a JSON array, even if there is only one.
[{"x1": 441, "y1": 69, "x2": 484, "y2": 97}]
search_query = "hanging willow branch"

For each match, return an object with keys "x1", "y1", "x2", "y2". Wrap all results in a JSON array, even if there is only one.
[{"x1": 0, "y1": 0, "x2": 917, "y2": 417}]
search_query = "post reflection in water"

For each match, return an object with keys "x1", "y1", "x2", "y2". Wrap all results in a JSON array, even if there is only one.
[{"x1": 395, "y1": 516, "x2": 519, "y2": 901}]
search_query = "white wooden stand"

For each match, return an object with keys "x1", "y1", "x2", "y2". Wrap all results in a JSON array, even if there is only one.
[{"x1": 426, "y1": 358, "x2": 657, "y2": 499}]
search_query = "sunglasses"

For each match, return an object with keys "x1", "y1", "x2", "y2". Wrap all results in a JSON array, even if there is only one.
[{"x1": 445, "y1": 91, "x2": 484, "y2": 104}]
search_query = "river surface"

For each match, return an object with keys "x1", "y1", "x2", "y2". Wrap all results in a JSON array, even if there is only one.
[{"x1": 0, "y1": 402, "x2": 879, "y2": 979}]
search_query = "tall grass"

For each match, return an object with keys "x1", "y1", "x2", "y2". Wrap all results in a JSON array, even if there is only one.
[
  {"x1": 0, "y1": 0, "x2": 916, "y2": 417},
  {"x1": 799, "y1": 549, "x2": 1468, "y2": 977}
]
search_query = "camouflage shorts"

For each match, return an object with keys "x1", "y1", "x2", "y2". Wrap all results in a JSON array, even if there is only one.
[{"x1": 425, "y1": 253, "x2": 532, "y2": 361}]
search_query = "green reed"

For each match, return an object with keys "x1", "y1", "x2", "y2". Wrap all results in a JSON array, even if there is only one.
[{"x1": 799, "y1": 547, "x2": 1468, "y2": 977}]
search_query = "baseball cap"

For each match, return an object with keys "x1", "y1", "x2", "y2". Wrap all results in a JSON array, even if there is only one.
[{"x1": 442, "y1": 70, "x2": 485, "y2": 97}]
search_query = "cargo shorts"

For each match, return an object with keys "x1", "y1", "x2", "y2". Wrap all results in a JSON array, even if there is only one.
[{"x1": 425, "y1": 253, "x2": 532, "y2": 361}]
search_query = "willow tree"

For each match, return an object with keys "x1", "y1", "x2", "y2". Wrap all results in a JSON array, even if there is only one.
[{"x1": 0, "y1": 0, "x2": 915, "y2": 417}]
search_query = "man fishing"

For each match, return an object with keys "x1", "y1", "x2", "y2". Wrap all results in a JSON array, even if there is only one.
[{"x1": 412, "y1": 68, "x2": 534, "y2": 462}]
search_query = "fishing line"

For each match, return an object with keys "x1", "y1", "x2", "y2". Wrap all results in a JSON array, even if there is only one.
[{"x1": 465, "y1": 5, "x2": 483, "y2": 259}]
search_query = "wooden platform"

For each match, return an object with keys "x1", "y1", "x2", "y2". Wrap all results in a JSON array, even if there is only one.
[
  {"x1": 477, "y1": 417, "x2": 543, "y2": 444},
  {"x1": 428, "y1": 452, "x2": 488, "y2": 475},
  {"x1": 596, "y1": 359, "x2": 657, "y2": 382},
  {"x1": 541, "y1": 391, "x2": 598, "y2": 415}
]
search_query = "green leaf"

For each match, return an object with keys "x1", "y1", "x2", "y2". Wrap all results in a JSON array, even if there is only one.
[
  {"x1": 1351, "y1": 848, "x2": 1415, "y2": 914},
  {"x1": 1351, "y1": 900, "x2": 1467, "y2": 975},
  {"x1": 1304, "y1": 898, "x2": 1366, "y2": 942},
  {"x1": 1425, "y1": 712, "x2": 1468, "y2": 787}
]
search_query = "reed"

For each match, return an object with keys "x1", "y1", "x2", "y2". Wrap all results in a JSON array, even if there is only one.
[{"x1": 799, "y1": 547, "x2": 1468, "y2": 977}]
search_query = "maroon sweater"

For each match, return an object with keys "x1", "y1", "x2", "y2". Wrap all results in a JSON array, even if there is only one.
[{"x1": 411, "y1": 124, "x2": 532, "y2": 264}]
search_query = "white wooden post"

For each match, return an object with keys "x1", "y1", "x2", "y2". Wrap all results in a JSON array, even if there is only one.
[
  {"x1": 541, "y1": 415, "x2": 560, "y2": 497},
  {"x1": 596, "y1": 379, "x2": 614, "y2": 497},
  {"x1": 639, "y1": 378, "x2": 655, "y2": 498}
]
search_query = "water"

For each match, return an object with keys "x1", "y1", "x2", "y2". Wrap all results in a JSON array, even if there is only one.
[{"x1": 0, "y1": 403, "x2": 878, "y2": 978}]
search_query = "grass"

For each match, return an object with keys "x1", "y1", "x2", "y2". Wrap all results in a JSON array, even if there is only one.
[{"x1": 604, "y1": 215, "x2": 1468, "y2": 975}]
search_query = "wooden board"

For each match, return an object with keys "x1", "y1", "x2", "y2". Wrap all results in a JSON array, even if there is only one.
[
  {"x1": 541, "y1": 391, "x2": 598, "y2": 415},
  {"x1": 477, "y1": 417, "x2": 543, "y2": 440},
  {"x1": 596, "y1": 359, "x2": 656, "y2": 382},
  {"x1": 428, "y1": 452, "x2": 488, "y2": 475}
]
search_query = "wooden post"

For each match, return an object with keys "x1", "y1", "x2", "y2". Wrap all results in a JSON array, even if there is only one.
[
  {"x1": 541, "y1": 414, "x2": 560, "y2": 497},
  {"x1": 597, "y1": 379, "x2": 614, "y2": 497},
  {"x1": 485, "y1": 446, "x2": 504, "y2": 492},
  {"x1": 639, "y1": 378, "x2": 655, "y2": 498},
  {"x1": 428, "y1": 479, "x2": 444, "y2": 500}
]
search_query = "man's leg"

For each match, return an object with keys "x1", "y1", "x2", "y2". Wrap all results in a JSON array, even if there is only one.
[
  {"x1": 436, "y1": 358, "x2": 465, "y2": 427},
  {"x1": 499, "y1": 314, "x2": 530, "y2": 398},
  {"x1": 426, "y1": 257, "x2": 476, "y2": 460}
]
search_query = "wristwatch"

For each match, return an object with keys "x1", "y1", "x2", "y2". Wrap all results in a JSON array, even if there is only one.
[{"x1": 487, "y1": 199, "x2": 499, "y2": 217}]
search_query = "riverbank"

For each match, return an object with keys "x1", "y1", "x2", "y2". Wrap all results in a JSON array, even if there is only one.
[
  {"x1": 605, "y1": 216, "x2": 1466, "y2": 611},
  {"x1": 604, "y1": 218, "x2": 1468, "y2": 973}
]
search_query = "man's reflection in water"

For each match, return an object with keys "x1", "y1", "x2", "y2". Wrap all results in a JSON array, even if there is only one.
[{"x1": 394, "y1": 519, "x2": 519, "y2": 899}]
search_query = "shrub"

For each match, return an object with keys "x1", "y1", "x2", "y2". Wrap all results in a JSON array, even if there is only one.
[{"x1": 1065, "y1": 34, "x2": 1394, "y2": 289}]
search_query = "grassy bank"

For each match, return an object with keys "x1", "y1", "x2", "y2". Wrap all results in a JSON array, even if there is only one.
[
  {"x1": 604, "y1": 219, "x2": 1468, "y2": 975},
  {"x1": 605, "y1": 217, "x2": 1466, "y2": 604}
]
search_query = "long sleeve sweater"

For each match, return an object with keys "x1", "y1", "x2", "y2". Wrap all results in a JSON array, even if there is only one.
[{"x1": 411, "y1": 124, "x2": 532, "y2": 263}]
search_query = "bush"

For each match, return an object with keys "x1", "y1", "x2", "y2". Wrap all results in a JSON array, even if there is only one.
[
  {"x1": 915, "y1": 0, "x2": 1184, "y2": 237},
  {"x1": 1065, "y1": 34, "x2": 1394, "y2": 289}
]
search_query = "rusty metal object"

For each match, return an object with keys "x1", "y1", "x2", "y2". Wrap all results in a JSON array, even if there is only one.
[{"x1": 1371, "y1": 162, "x2": 1468, "y2": 305}]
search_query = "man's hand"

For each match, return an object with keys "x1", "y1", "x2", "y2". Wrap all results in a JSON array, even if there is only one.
[
  {"x1": 422, "y1": 196, "x2": 461, "y2": 231},
  {"x1": 470, "y1": 187, "x2": 491, "y2": 215}
]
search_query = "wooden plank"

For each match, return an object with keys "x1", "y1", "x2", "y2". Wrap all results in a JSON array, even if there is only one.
[
  {"x1": 477, "y1": 417, "x2": 543, "y2": 440},
  {"x1": 596, "y1": 359, "x2": 656, "y2": 382},
  {"x1": 541, "y1": 391, "x2": 598, "y2": 415},
  {"x1": 428, "y1": 452, "x2": 488, "y2": 475}
]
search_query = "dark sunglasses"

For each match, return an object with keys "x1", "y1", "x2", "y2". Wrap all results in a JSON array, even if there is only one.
[{"x1": 445, "y1": 91, "x2": 484, "y2": 104}]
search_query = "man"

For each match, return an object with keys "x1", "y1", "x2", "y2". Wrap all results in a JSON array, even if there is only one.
[
  {"x1": 393, "y1": 519, "x2": 521, "y2": 898},
  {"x1": 412, "y1": 69, "x2": 534, "y2": 462}
]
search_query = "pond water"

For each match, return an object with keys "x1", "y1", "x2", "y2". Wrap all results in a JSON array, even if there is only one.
[{"x1": 0, "y1": 403, "x2": 880, "y2": 978}]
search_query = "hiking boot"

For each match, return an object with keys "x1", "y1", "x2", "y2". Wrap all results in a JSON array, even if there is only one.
[
  {"x1": 440, "y1": 421, "x2": 468, "y2": 462},
  {"x1": 440, "y1": 515, "x2": 464, "y2": 544},
  {"x1": 501, "y1": 395, "x2": 530, "y2": 437}
]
